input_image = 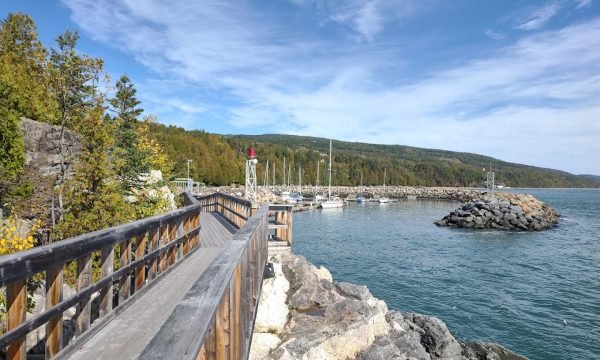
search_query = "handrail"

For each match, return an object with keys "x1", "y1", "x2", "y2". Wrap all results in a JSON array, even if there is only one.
[
  {"x1": 0, "y1": 204, "x2": 202, "y2": 359},
  {"x1": 140, "y1": 205, "x2": 269, "y2": 359},
  {"x1": 196, "y1": 193, "x2": 254, "y2": 228}
]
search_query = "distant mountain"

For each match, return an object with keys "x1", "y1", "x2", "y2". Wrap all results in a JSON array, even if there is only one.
[
  {"x1": 579, "y1": 174, "x2": 600, "y2": 184},
  {"x1": 146, "y1": 124, "x2": 597, "y2": 187}
]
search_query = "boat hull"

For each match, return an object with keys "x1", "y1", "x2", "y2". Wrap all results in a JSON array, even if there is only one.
[{"x1": 320, "y1": 201, "x2": 344, "y2": 209}]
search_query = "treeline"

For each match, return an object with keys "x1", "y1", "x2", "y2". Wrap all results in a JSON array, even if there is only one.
[
  {"x1": 0, "y1": 13, "x2": 172, "y2": 246},
  {"x1": 226, "y1": 135, "x2": 597, "y2": 188}
]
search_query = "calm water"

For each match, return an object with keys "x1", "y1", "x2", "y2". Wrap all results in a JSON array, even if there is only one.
[{"x1": 292, "y1": 189, "x2": 600, "y2": 360}]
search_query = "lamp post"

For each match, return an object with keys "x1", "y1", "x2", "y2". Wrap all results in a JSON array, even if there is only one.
[{"x1": 187, "y1": 159, "x2": 192, "y2": 179}]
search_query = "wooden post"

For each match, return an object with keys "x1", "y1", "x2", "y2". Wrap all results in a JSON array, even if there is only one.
[
  {"x1": 232, "y1": 264, "x2": 242, "y2": 359},
  {"x1": 159, "y1": 226, "x2": 168, "y2": 272},
  {"x1": 46, "y1": 266, "x2": 64, "y2": 358},
  {"x1": 100, "y1": 246, "x2": 114, "y2": 317},
  {"x1": 6, "y1": 279, "x2": 26, "y2": 360},
  {"x1": 216, "y1": 285, "x2": 231, "y2": 360},
  {"x1": 75, "y1": 254, "x2": 92, "y2": 335},
  {"x1": 287, "y1": 208, "x2": 293, "y2": 246},
  {"x1": 168, "y1": 222, "x2": 176, "y2": 266},
  {"x1": 135, "y1": 233, "x2": 147, "y2": 292},
  {"x1": 119, "y1": 239, "x2": 132, "y2": 304},
  {"x1": 148, "y1": 229, "x2": 159, "y2": 281}
]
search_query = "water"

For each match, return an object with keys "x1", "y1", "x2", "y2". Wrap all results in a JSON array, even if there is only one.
[{"x1": 292, "y1": 189, "x2": 600, "y2": 360}]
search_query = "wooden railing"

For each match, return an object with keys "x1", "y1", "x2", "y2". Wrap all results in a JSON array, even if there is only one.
[
  {"x1": 196, "y1": 192, "x2": 254, "y2": 227},
  {"x1": 141, "y1": 205, "x2": 269, "y2": 359},
  {"x1": 0, "y1": 204, "x2": 202, "y2": 360},
  {"x1": 268, "y1": 205, "x2": 294, "y2": 246}
]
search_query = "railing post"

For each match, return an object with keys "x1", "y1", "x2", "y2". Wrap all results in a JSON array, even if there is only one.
[
  {"x1": 119, "y1": 239, "x2": 132, "y2": 304},
  {"x1": 287, "y1": 207, "x2": 293, "y2": 247},
  {"x1": 147, "y1": 229, "x2": 159, "y2": 281},
  {"x1": 6, "y1": 279, "x2": 26, "y2": 360},
  {"x1": 100, "y1": 246, "x2": 114, "y2": 317},
  {"x1": 135, "y1": 233, "x2": 147, "y2": 292},
  {"x1": 46, "y1": 266, "x2": 64, "y2": 358},
  {"x1": 75, "y1": 255, "x2": 92, "y2": 335}
]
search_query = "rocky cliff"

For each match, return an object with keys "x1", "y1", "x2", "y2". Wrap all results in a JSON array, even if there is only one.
[
  {"x1": 435, "y1": 193, "x2": 558, "y2": 231},
  {"x1": 250, "y1": 253, "x2": 526, "y2": 360}
]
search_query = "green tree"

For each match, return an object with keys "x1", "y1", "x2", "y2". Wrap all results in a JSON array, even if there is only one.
[
  {"x1": 48, "y1": 30, "x2": 100, "y2": 222},
  {"x1": 0, "y1": 13, "x2": 54, "y2": 210},
  {"x1": 109, "y1": 74, "x2": 147, "y2": 192}
]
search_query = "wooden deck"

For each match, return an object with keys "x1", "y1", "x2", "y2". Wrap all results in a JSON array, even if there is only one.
[
  {"x1": 62, "y1": 212, "x2": 236, "y2": 360},
  {"x1": 200, "y1": 211, "x2": 237, "y2": 247}
]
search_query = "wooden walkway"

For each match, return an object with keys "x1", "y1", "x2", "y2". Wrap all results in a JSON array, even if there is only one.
[
  {"x1": 63, "y1": 212, "x2": 236, "y2": 360},
  {"x1": 200, "y1": 211, "x2": 237, "y2": 247}
]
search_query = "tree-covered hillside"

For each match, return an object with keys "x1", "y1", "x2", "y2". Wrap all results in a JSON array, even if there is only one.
[{"x1": 220, "y1": 134, "x2": 595, "y2": 188}]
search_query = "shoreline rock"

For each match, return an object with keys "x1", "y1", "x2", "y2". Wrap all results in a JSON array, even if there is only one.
[
  {"x1": 250, "y1": 253, "x2": 526, "y2": 360},
  {"x1": 435, "y1": 192, "x2": 558, "y2": 231}
]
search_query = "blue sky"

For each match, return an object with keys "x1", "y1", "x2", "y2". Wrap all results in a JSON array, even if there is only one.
[{"x1": 1, "y1": 1, "x2": 599, "y2": 175}]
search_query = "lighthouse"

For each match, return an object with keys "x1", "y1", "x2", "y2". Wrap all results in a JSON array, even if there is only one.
[{"x1": 245, "y1": 147, "x2": 258, "y2": 200}]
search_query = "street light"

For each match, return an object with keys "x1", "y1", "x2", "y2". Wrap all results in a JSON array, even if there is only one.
[{"x1": 187, "y1": 159, "x2": 192, "y2": 179}]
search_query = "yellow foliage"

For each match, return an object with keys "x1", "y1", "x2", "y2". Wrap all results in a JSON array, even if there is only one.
[
  {"x1": 0, "y1": 215, "x2": 39, "y2": 255},
  {"x1": 136, "y1": 120, "x2": 170, "y2": 176}
]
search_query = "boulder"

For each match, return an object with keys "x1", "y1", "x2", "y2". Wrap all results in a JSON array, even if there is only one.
[{"x1": 255, "y1": 262, "x2": 290, "y2": 334}]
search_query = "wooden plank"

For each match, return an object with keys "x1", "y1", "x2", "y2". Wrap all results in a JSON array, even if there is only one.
[
  {"x1": 119, "y1": 239, "x2": 132, "y2": 304},
  {"x1": 45, "y1": 266, "x2": 63, "y2": 358},
  {"x1": 135, "y1": 233, "x2": 147, "y2": 292},
  {"x1": 75, "y1": 254, "x2": 92, "y2": 335},
  {"x1": 159, "y1": 225, "x2": 168, "y2": 273},
  {"x1": 6, "y1": 279, "x2": 26, "y2": 360},
  {"x1": 148, "y1": 229, "x2": 159, "y2": 281},
  {"x1": 216, "y1": 285, "x2": 231, "y2": 360},
  {"x1": 99, "y1": 246, "x2": 114, "y2": 317},
  {"x1": 233, "y1": 264, "x2": 242, "y2": 359}
]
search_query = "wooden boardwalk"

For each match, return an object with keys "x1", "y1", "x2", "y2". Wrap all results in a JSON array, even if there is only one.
[
  {"x1": 63, "y1": 212, "x2": 236, "y2": 360},
  {"x1": 200, "y1": 211, "x2": 237, "y2": 247}
]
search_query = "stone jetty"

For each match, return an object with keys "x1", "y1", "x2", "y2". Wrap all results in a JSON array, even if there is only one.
[
  {"x1": 201, "y1": 185, "x2": 484, "y2": 203},
  {"x1": 435, "y1": 192, "x2": 559, "y2": 231},
  {"x1": 250, "y1": 253, "x2": 526, "y2": 360}
]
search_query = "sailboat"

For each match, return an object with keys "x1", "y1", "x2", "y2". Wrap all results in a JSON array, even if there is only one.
[
  {"x1": 379, "y1": 167, "x2": 389, "y2": 203},
  {"x1": 319, "y1": 140, "x2": 344, "y2": 209},
  {"x1": 356, "y1": 171, "x2": 365, "y2": 203},
  {"x1": 315, "y1": 160, "x2": 323, "y2": 202}
]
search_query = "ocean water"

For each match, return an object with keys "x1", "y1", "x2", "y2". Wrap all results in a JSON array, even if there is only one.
[{"x1": 292, "y1": 189, "x2": 600, "y2": 360}]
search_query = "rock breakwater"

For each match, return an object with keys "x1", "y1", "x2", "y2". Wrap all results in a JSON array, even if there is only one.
[
  {"x1": 250, "y1": 253, "x2": 526, "y2": 360},
  {"x1": 435, "y1": 193, "x2": 558, "y2": 231}
]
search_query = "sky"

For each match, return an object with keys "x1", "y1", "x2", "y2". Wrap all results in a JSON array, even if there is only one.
[{"x1": 1, "y1": 1, "x2": 599, "y2": 175}]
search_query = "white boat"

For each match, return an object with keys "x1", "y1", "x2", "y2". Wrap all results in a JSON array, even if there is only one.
[
  {"x1": 319, "y1": 139, "x2": 344, "y2": 209},
  {"x1": 379, "y1": 167, "x2": 389, "y2": 203}
]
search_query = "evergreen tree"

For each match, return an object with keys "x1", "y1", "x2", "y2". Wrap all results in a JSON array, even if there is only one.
[
  {"x1": 109, "y1": 74, "x2": 147, "y2": 192},
  {"x1": 48, "y1": 30, "x2": 99, "y2": 221}
]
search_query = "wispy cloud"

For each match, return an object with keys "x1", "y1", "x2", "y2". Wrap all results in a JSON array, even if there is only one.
[
  {"x1": 485, "y1": 29, "x2": 505, "y2": 40},
  {"x1": 290, "y1": 0, "x2": 423, "y2": 41},
  {"x1": 515, "y1": 1, "x2": 561, "y2": 31},
  {"x1": 61, "y1": 0, "x2": 600, "y2": 173},
  {"x1": 576, "y1": 0, "x2": 592, "y2": 8}
]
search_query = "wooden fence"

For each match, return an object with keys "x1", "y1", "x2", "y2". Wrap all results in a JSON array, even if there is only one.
[
  {"x1": 0, "y1": 203, "x2": 202, "y2": 360},
  {"x1": 141, "y1": 205, "x2": 268, "y2": 359},
  {"x1": 196, "y1": 193, "x2": 254, "y2": 228}
]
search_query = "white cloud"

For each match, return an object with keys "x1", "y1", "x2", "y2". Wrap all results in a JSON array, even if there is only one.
[
  {"x1": 576, "y1": 0, "x2": 592, "y2": 8},
  {"x1": 61, "y1": 0, "x2": 600, "y2": 174},
  {"x1": 485, "y1": 29, "x2": 505, "y2": 40},
  {"x1": 516, "y1": 1, "x2": 561, "y2": 30}
]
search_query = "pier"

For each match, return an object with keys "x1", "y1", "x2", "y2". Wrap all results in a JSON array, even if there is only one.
[{"x1": 0, "y1": 192, "x2": 293, "y2": 360}]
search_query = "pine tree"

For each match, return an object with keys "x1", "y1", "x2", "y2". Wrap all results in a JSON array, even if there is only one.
[
  {"x1": 109, "y1": 75, "x2": 147, "y2": 192},
  {"x1": 48, "y1": 30, "x2": 99, "y2": 222}
]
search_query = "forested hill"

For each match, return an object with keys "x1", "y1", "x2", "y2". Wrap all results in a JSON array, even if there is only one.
[
  {"x1": 146, "y1": 125, "x2": 596, "y2": 188},
  {"x1": 227, "y1": 134, "x2": 595, "y2": 188}
]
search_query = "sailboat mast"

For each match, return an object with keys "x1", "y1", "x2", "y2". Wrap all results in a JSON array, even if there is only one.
[
  {"x1": 282, "y1": 156, "x2": 286, "y2": 187},
  {"x1": 272, "y1": 161, "x2": 275, "y2": 190},
  {"x1": 265, "y1": 160, "x2": 269, "y2": 187},
  {"x1": 298, "y1": 165, "x2": 302, "y2": 193},
  {"x1": 383, "y1": 167, "x2": 387, "y2": 193},
  {"x1": 328, "y1": 139, "x2": 332, "y2": 200}
]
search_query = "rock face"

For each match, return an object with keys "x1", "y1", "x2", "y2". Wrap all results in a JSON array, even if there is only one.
[
  {"x1": 435, "y1": 193, "x2": 558, "y2": 231},
  {"x1": 20, "y1": 117, "x2": 81, "y2": 179},
  {"x1": 250, "y1": 254, "x2": 526, "y2": 360}
]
